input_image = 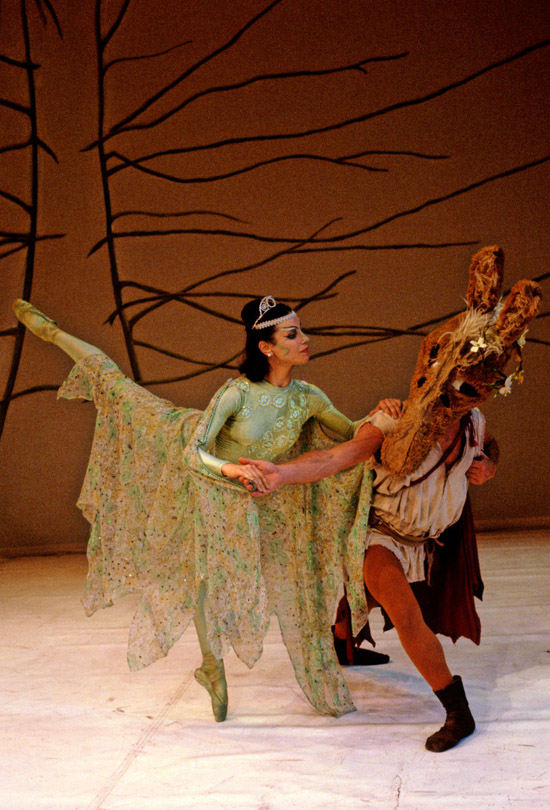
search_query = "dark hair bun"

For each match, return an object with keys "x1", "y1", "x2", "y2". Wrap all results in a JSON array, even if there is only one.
[{"x1": 240, "y1": 298, "x2": 262, "y2": 329}]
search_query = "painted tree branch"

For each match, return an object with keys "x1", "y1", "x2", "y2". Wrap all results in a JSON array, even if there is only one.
[
  {"x1": 88, "y1": 39, "x2": 549, "y2": 157},
  {"x1": 106, "y1": 146, "x2": 447, "y2": 181},
  {"x1": 111, "y1": 209, "x2": 249, "y2": 224},
  {"x1": 101, "y1": 52, "x2": 409, "y2": 140},
  {"x1": 114, "y1": 221, "x2": 342, "y2": 329},
  {"x1": 105, "y1": 150, "x2": 388, "y2": 182},
  {"x1": 104, "y1": 39, "x2": 192, "y2": 73},
  {"x1": 88, "y1": 154, "x2": 550, "y2": 258},
  {"x1": 97, "y1": 0, "x2": 285, "y2": 137}
]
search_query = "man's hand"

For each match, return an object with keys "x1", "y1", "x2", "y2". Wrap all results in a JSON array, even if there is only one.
[
  {"x1": 237, "y1": 458, "x2": 283, "y2": 495},
  {"x1": 370, "y1": 398, "x2": 403, "y2": 419},
  {"x1": 221, "y1": 462, "x2": 270, "y2": 492},
  {"x1": 466, "y1": 452, "x2": 497, "y2": 485},
  {"x1": 467, "y1": 429, "x2": 499, "y2": 485}
]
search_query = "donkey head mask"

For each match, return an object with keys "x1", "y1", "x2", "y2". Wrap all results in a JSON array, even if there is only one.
[{"x1": 381, "y1": 246, "x2": 542, "y2": 476}]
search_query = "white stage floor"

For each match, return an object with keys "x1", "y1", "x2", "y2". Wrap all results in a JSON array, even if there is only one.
[{"x1": 1, "y1": 530, "x2": 549, "y2": 810}]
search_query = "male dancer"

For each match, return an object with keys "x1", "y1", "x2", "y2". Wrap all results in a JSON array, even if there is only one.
[
  {"x1": 240, "y1": 245, "x2": 540, "y2": 750},
  {"x1": 240, "y1": 407, "x2": 497, "y2": 751}
]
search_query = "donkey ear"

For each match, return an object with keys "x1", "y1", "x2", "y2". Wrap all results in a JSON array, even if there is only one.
[
  {"x1": 494, "y1": 279, "x2": 542, "y2": 345},
  {"x1": 466, "y1": 245, "x2": 504, "y2": 312}
]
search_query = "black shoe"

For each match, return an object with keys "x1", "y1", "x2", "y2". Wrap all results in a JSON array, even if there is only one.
[{"x1": 332, "y1": 629, "x2": 390, "y2": 666}]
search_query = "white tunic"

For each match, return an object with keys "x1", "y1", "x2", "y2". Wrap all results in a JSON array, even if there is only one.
[{"x1": 363, "y1": 408, "x2": 485, "y2": 581}]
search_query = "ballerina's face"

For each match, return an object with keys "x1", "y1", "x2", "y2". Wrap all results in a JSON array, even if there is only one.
[{"x1": 267, "y1": 315, "x2": 310, "y2": 367}]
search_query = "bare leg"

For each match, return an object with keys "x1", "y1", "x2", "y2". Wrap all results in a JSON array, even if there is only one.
[
  {"x1": 363, "y1": 545, "x2": 452, "y2": 690},
  {"x1": 364, "y1": 545, "x2": 475, "y2": 751},
  {"x1": 13, "y1": 299, "x2": 105, "y2": 363},
  {"x1": 193, "y1": 581, "x2": 228, "y2": 722}
]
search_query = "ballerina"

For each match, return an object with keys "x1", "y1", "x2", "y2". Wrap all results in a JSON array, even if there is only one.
[{"x1": 13, "y1": 296, "x2": 397, "y2": 721}]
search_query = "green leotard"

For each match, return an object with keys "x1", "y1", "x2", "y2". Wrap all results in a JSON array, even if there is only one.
[{"x1": 196, "y1": 376, "x2": 357, "y2": 477}]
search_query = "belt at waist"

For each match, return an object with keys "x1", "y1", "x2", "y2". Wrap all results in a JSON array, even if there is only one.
[{"x1": 369, "y1": 511, "x2": 439, "y2": 548}]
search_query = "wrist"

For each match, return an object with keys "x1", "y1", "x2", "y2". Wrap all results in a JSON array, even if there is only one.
[{"x1": 277, "y1": 463, "x2": 294, "y2": 485}]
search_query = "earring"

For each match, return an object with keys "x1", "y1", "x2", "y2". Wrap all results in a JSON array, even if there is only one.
[{"x1": 267, "y1": 352, "x2": 273, "y2": 357}]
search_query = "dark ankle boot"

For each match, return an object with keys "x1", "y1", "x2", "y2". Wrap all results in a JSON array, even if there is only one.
[
  {"x1": 332, "y1": 627, "x2": 390, "y2": 666},
  {"x1": 425, "y1": 675, "x2": 475, "y2": 752}
]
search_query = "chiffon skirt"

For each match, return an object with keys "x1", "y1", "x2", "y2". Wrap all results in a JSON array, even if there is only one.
[{"x1": 59, "y1": 354, "x2": 373, "y2": 716}]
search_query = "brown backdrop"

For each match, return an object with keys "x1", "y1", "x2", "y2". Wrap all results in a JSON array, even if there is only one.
[{"x1": 1, "y1": 0, "x2": 549, "y2": 553}]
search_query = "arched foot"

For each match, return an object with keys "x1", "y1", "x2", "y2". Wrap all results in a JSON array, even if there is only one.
[
  {"x1": 13, "y1": 299, "x2": 60, "y2": 342},
  {"x1": 194, "y1": 652, "x2": 228, "y2": 722}
]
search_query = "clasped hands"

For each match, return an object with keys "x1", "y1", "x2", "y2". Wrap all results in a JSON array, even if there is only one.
[
  {"x1": 221, "y1": 397, "x2": 404, "y2": 496},
  {"x1": 220, "y1": 461, "x2": 277, "y2": 494}
]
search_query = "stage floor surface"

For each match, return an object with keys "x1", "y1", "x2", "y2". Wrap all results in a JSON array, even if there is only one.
[{"x1": 1, "y1": 530, "x2": 549, "y2": 810}]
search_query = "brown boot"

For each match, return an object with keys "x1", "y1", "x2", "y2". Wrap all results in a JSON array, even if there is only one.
[{"x1": 425, "y1": 675, "x2": 475, "y2": 752}]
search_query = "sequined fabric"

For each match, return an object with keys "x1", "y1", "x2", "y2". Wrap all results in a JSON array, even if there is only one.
[{"x1": 59, "y1": 354, "x2": 372, "y2": 716}]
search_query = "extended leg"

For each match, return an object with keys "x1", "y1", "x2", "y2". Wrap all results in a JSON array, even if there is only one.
[
  {"x1": 14, "y1": 299, "x2": 231, "y2": 721},
  {"x1": 13, "y1": 299, "x2": 105, "y2": 363},
  {"x1": 364, "y1": 545, "x2": 475, "y2": 751},
  {"x1": 193, "y1": 581, "x2": 228, "y2": 722}
]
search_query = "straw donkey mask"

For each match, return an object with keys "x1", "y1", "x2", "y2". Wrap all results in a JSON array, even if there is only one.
[{"x1": 381, "y1": 246, "x2": 542, "y2": 476}]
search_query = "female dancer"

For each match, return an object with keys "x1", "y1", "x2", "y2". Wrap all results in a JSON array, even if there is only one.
[{"x1": 13, "y1": 296, "x2": 395, "y2": 722}]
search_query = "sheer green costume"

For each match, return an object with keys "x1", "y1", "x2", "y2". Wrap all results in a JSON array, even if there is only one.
[{"x1": 59, "y1": 354, "x2": 373, "y2": 716}]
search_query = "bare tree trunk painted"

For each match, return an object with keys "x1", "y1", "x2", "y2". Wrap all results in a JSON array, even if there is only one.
[{"x1": 0, "y1": 0, "x2": 63, "y2": 439}]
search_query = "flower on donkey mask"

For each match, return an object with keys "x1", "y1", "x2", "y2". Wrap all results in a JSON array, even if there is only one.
[
  {"x1": 498, "y1": 375, "x2": 514, "y2": 396},
  {"x1": 517, "y1": 330, "x2": 528, "y2": 348},
  {"x1": 470, "y1": 336, "x2": 488, "y2": 353}
]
